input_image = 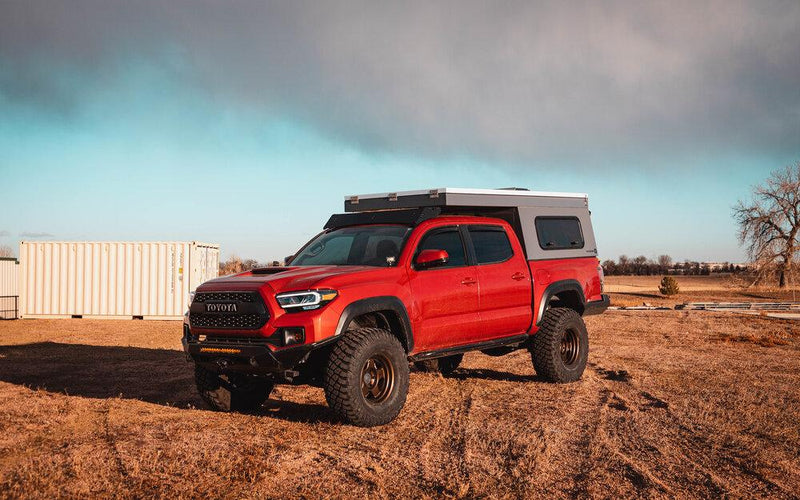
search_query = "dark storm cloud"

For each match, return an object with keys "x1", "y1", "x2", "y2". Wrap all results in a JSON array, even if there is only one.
[{"x1": 1, "y1": 0, "x2": 798, "y2": 166}]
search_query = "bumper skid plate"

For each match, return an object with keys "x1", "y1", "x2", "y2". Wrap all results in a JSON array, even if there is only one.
[{"x1": 182, "y1": 332, "x2": 314, "y2": 374}]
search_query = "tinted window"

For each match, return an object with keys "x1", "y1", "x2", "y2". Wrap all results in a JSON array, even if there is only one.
[
  {"x1": 535, "y1": 217, "x2": 584, "y2": 250},
  {"x1": 469, "y1": 226, "x2": 514, "y2": 264},
  {"x1": 293, "y1": 225, "x2": 410, "y2": 266},
  {"x1": 416, "y1": 228, "x2": 467, "y2": 268},
  {"x1": 293, "y1": 234, "x2": 353, "y2": 265}
]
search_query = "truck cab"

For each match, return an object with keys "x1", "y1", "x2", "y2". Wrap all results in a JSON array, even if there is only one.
[{"x1": 183, "y1": 188, "x2": 609, "y2": 426}]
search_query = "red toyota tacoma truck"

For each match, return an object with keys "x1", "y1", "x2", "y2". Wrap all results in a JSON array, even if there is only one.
[{"x1": 183, "y1": 188, "x2": 609, "y2": 426}]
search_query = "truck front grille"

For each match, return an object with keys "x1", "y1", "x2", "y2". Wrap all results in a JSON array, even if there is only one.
[{"x1": 189, "y1": 291, "x2": 269, "y2": 330}]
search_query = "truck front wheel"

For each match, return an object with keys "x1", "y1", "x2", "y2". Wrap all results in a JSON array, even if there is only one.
[
  {"x1": 324, "y1": 327, "x2": 409, "y2": 427},
  {"x1": 530, "y1": 308, "x2": 588, "y2": 383},
  {"x1": 194, "y1": 364, "x2": 274, "y2": 412}
]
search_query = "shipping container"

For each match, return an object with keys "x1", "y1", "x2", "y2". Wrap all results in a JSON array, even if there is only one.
[
  {"x1": 19, "y1": 241, "x2": 219, "y2": 320},
  {"x1": 0, "y1": 257, "x2": 19, "y2": 319}
]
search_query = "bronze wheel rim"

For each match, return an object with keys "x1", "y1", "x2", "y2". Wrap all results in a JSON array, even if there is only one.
[
  {"x1": 560, "y1": 328, "x2": 580, "y2": 366},
  {"x1": 360, "y1": 353, "x2": 395, "y2": 404}
]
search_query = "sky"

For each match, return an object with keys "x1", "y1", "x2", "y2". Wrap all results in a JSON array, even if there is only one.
[{"x1": 1, "y1": 1, "x2": 798, "y2": 263}]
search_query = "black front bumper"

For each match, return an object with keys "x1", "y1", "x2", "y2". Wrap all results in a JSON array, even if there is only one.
[
  {"x1": 182, "y1": 329, "x2": 319, "y2": 374},
  {"x1": 583, "y1": 294, "x2": 611, "y2": 316}
]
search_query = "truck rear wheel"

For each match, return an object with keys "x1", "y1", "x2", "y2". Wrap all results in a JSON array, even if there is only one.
[
  {"x1": 324, "y1": 327, "x2": 409, "y2": 427},
  {"x1": 413, "y1": 353, "x2": 463, "y2": 375},
  {"x1": 194, "y1": 364, "x2": 274, "y2": 412},
  {"x1": 530, "y1": 308, "x2": 588, "y2": 383}
]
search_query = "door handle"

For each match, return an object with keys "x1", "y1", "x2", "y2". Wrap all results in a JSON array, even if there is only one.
[
  {"x1": 461, "y1": 277, "x2": 477, "y2": 285},
  {"x1": 512, "y1": 272, "x2": 526, "y2": 281}
]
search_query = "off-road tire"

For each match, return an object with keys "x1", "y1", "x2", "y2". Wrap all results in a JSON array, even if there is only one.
[
  {"x1": 324, "y1": 327, "x2": 409, "y2": 427},
  {"x1": 413, "y1": 354, "x2": 463, "y2": 375},
  {"x1": 194, "y1": 364, "x2": 274, "y2": 412},
  {"x1": 530, "y1": 308, "x2": 588, "y2": 383}
]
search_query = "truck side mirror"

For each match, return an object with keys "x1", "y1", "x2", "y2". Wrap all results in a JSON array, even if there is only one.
[{"x1": 415, "y1": 249, "x2": 449, "y2": 269}]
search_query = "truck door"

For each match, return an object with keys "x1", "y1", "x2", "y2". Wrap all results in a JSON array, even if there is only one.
[
  {"x1": 408, "y1": 225, "x2": 482, "y2": 351},
  {"x1": 467, "y1": 224, "x2": 533, "y2": 340}
]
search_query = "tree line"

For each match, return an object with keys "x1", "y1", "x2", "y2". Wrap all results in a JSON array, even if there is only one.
[{"x1": 601, "y1": 256, "x2": 747, "y2": 276}]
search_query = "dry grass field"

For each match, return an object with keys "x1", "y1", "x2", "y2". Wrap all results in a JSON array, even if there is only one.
[
  {"x1": 605, "y1": 275, "x2": 800, "y2": 307},
  {"x1": 0, "y1": 310, "x2": 799, "y2": 499}
]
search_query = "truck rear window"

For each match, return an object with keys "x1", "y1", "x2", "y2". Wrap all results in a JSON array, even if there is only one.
[
  {"x1": 468, "y1": 226, "x2": 514, "y2": 264},
  {"x1": 535, "y1": 217, "x2": 584, "y2": 250}
]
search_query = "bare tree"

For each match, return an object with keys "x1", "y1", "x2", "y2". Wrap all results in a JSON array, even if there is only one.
[
  {"x1": 219, "y1": 255, "x2": 263, "y2": 275},
  {"x1": 0, "y1": 245, "x2": 13, "y2": 258},
  {"x1": 617, "y1": 255, "x2": 630, "y2": 274},
  {"x1": 733, "y1": 162, "x2": 800, "y2": 288},
  {"x1": 633, "y1": 255, "x2": 648, "y2": 275}
]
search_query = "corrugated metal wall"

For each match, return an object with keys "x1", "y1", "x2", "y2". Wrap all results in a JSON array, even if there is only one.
[
  {"x1": 192, "y1": 243, "x2": 219, "y2": 288},
  {"x1": 19, "y1": 241, "x2": 219, "y2": 320},
  {"x1": 0, "y1": 258, "x2": 18, "y2": 319}
]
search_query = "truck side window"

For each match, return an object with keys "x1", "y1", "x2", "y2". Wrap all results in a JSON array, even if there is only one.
[
  {"x1": 468, "y1": 226, "x2": 514, "y2": 264},
  {"x1": 535, "y1": 217, "x2": 584, "y2": 250},
  {"x1": 416, "y1": 227, "x2": 467, "y2": 268}
]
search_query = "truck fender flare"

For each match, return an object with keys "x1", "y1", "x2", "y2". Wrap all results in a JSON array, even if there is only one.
[
  {"x1": 535, "y1": 279, "x2": 586, "y2": 326},
  {"x1": 335, "y1": 296, "x2": 414, "y2": 352}
]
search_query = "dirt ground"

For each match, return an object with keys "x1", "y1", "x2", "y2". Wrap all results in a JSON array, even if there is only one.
[
  {"x1": 0, "y1": 311, "x2": 799, "y2": 499},
  {"x1": 605, "y1": 275, "x2": 800, "y2": 307}
]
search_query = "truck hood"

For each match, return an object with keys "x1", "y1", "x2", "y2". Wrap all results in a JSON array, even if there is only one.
[{"x1": 197, "y1": 265, "x2": 379, "y2": 293}]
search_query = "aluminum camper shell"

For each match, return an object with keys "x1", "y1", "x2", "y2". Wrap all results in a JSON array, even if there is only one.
[{"x1": 343, "y1": 188, "x2": 598, "y2": 261}]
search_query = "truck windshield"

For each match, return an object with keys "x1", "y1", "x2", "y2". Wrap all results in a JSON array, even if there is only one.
[{"x1": 291, "y1": 225, "x2": 411, "y2": 267}]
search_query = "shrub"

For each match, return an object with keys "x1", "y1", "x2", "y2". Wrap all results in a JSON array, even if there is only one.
[{"x1": 659, "y1": 276, "x2": 680, "y2": 296}]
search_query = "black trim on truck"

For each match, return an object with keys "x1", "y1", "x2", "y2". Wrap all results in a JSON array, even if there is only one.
[
  {"x1": 409, "y1": 333, "x2": 529, "y2": 362},
  {"x1": 535, "y1": 279, "x2": 586, "y2": 326},
  {"x1": 334, "y1": 296, "x2": 414, "y2": 352},
  {"x1": 583, "y1": 294, "x2": 610, "y2": 316},
  {"x1": 325, "y1": 207, "x2": 441, "y2": 229}
]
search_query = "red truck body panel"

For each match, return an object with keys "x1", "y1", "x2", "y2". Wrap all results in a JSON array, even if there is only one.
[{"x1": 528, "y1": 257, "x2": 603, "y2": 332}]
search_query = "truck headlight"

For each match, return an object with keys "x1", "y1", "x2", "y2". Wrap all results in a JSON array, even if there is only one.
[{"x1": 276, "y1": 290, "x2": 338, "y2": 311}]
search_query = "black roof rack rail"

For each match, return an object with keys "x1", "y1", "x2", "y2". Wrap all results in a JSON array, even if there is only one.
[{"x1": 324, "y1": 207, "x2": 442, "y2": 230}]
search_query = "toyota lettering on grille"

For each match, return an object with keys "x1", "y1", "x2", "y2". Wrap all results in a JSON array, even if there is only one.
[{"x1": 206, "y1": 303, "x2": 238, "y2": 313}]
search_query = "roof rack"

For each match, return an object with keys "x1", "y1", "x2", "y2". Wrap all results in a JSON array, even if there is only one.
[
  {"x1": 324, "y1": 207, "x2": 442, "y2": 229},
  {"x1": 344, "y1": 187, "x2": 588, "y2": 212}
]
